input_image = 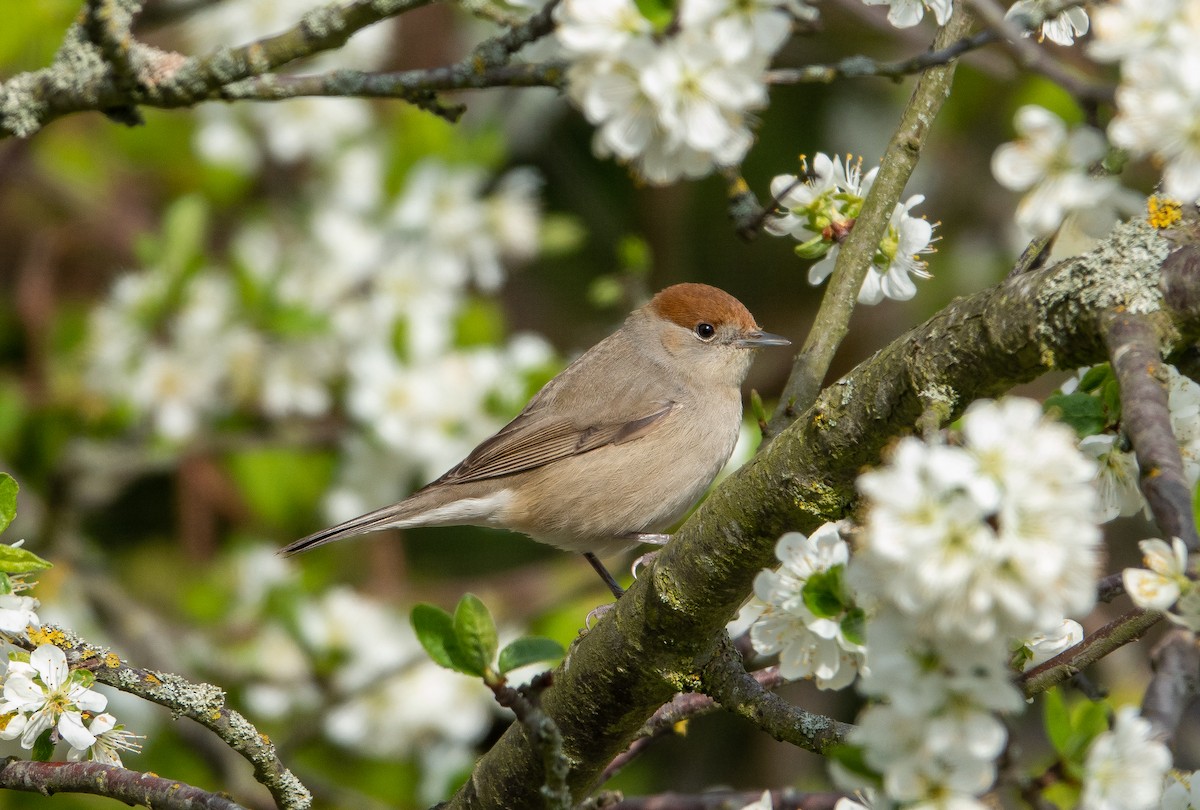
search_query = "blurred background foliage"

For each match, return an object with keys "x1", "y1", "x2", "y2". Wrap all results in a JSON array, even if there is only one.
[{"x1": 0, "y1": 0, "x2": 1170, "y2": 807}]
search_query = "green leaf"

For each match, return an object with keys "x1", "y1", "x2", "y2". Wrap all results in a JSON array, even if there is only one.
[
  {"x1": 1043, "y1": 688, "x2": 1071, "y2": 757},
  {"x1": 453, "y1": 593, "x2": 498, "y2": 678},
  {"x1": 1043, "y1": 393, "x2": 1107, "y2": 437},
  {"x1": 631, "y1": 0, "x2": 674, "y2": 30},
  {"x1": 31, "y1": 729, "x2": 55, "y2": 762},
  {"x1": 0, "y1": 473, "x2": 16, "y2": 535},
  {"x1": 412, "y1": 603, "x2": 460, "y2": 671},
  {"x1": 498, "y1": 636, "x2": 565, "y2": 675},
  {"x1": 1100, "y1": 380, "x2": 1123, "y2": 424},
  {"x1": 1077, "y1": 363, "x2": 1113, "y2": 393},
  {"x1": 801, "y1": 566, "x2": 846, "y2": 619},
  {"x1": 0, "y1": 545, "x2": 51, "y2": 575},
  {"x1": 1044, "y1": 689, "x2": 1110, "y2": 769},
  {"x1": 825, "y1": 744, "x2": 880, "y2": 785},
  {"x1": 841, "y1": 607, "x2": 866, "y2": 647},
  {"x1": 454, "y1": 298, "x2": 505, "y2": 348}
]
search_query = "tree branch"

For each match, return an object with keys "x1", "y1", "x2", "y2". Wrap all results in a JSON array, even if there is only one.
[
  {"x1": 1103, "y1": 309, "x2": 1200, "y2": 550},
  {"x1": 0, "y1": 761, "x2": 246, "y2": 810},
  {"x1": 448, "y1": 211, "x2": 1198, "y2": 808},
  {"x1": 15, "y1": 626, "x2": 312, "y2": 810},
  {"x1": 768, "y1": 2, "x2": 975, "y2": 433},
  {"x1": 1019, "y1": 609, "x2": 1164, "y2": 698},
  {"x1": 1142, "y1": 629, "x2": 1200, "y2": 742}
]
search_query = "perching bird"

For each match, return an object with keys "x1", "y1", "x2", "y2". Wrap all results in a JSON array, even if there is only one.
[{"x1": 281, "y1": 283, "x2": 789, "y2": 596}]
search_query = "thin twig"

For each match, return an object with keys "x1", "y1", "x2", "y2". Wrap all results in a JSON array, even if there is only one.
[
  {"x1": 1020, "y1": 609, "x2": 1164, "y2": 698},
  {"x1": 0, "y1": 761, "x2": 246, "y2": 810},
  {"x1": 12, "y1": 626, "x2": 312, "y2": 810},
  {"x1": 490, "y1": 672, "x2": 571, "y2": 810},
  {"x1": 600, "y1": 666, "x2": 786, "y2": 784},
  {"x1": 699, "y1": 637, "x2": 851, "y2": 754},
  {"x1": 767, "y1": 1, "x2": 976, "y2": 435}
]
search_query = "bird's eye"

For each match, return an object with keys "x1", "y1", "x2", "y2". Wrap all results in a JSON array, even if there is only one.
[{"x1": 694, "y1": 322, "x2": 716, "y2": 341}]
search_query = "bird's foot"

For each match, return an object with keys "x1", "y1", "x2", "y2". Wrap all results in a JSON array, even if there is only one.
[
  {"x1": 631, "y1": 550, "x2": 660, "y2": 579},
  {"x1": 585, "y1": 602, "x2": 615, "y2": 630}
]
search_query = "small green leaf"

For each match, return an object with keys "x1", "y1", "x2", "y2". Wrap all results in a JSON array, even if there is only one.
[
  {"x1": 1043, "y1": 688, "x2": 1071, "y2": 757},
  {"x1": 411, "y1": 604, "x2": 461, "y2": 671},
  {"x1": 841, "y1": 607, "x2": 866, "y2": 647},
  {"x1": 802, "y1": 567, "x2": 846, "y2": 619},
  {"x1": 453, "y1": 593, "x2": 498, "y2": 678},
  {"x1": 0, "y1": 473, "x2": 16, "y2": 535},
  {"x1": 1044, "y1": 393, "x2": 1107, "y2": 437},
  {"x1": 0, "y1": 545, "x2": 51, "y2": 575},
  {"x1": 1100, "y1": 380, "x2": 1123, "y2": 424},
  {"x1": 825, "y1": 744, "x2": 879, "y2": 784},
  {"x1": 1077, "y1": 363, "x2": 1113, "y2": 393},
  {"x1": 31, "y1": 729, "x2": 54, "y2": 762},
  {"x1": 498, "y1": 636, "x2": 565, "y2": 675}
]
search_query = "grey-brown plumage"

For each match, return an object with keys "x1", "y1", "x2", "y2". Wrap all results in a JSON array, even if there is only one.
[{"x1": 281, "y1": 283, "x2": 788, "y2": 564}]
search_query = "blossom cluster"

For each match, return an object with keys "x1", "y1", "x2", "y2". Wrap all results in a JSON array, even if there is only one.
[
  {"x1": 0, "y1": 557, "x2": 140, "y2": 766},
  {"x1": 554, "y1": 0, "x2": 816, "y2": 184},
  {"x1": 220, "y1": 547, "x2": 500, "y2": 801},
  {"x1": 765, "y1": 153, "x2": 936, "y2": 304},
  {"x1": 84, "y1": 156, "x2": 553, "y2": 521},
  {"x1": 1092, "y1": 0, "x2": 1200, "y2": 203},
  {"x1": 847, "y1": 398, "x2": 1102, "y2": 808},
  {"x1": 747, "y1": 522, "x2": 866, "y2": 690},
  {"x1": 991, "y1": 105, "x2": 1139, "y2": 239}
]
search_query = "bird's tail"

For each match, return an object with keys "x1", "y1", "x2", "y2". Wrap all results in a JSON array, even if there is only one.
[{"x1": 280, "y1": 500, "x2": 425, "y2": 556}]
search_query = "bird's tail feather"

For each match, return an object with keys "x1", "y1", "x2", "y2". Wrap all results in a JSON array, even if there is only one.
[{"x1": 280, "y1": 501, "x2": 423, "y2": 556}]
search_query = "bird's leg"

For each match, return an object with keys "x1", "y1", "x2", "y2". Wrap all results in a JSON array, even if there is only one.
[
  {"x1": 583, "y1": 551, "x2": 626, "y2": 599},
  {"x1": 627, "y1": 532, "x2": 671, "y2": 545}
]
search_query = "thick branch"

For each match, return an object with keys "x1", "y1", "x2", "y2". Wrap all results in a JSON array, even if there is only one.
[
  {"x1": 1103, "y1": 310, "x2": 1200, "y2": 550},
  {"x1": 450, "y1": 216, "x2": 1197, "y2": 808},
  {"x1": 0, "y1": 761, "x2": 245, "y2": 810},
  {"x1": 16, "y1": 627, "x2": 311, "y2": 810}
]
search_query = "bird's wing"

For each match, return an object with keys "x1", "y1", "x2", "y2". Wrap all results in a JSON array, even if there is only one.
[{"x1": 434, "y1": 401, "x2": 677, "y2": 485}]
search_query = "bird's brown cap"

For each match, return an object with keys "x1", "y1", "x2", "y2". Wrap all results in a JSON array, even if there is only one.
[{"x1": 648, "y1": 283, "x2": 760, "y2": 332}]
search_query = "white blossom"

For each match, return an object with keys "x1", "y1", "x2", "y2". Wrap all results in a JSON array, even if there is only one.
[
  {"x1": 0, "y1": 645, "x2": 108, "y2": 750},
  {"x1": 68, "y1": 713, "x2": 143, "y2": 766},
  {"x1": 0, "y1": 593, "x2": 40, "y2": 635},
  {"x1": 860, "y1": 0, "x2": 952, "y2": 29},
  {"x1": 749, "y1": 523, "x2": 865, "y2": 689},
  {"x1": 1005, "y1": 0, "x2": 1089, "y2": 46},
  {"x1": 991, "y1": 106, "x2": 1123, "y2": 237},
  {"x1": 1081, "y1": 707, "x2": 1171, "y2": 810},
  {"x1": 1162, "y1": 771, "x2": 1200, "y2": 810},
  {"x1": 1018, "y1": 619, "x2": 1084, "y2": 671}
]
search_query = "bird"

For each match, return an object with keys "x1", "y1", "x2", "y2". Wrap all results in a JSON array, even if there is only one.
[{"x1": 281, "y1": 283, "x2": 789, "y2": 596}]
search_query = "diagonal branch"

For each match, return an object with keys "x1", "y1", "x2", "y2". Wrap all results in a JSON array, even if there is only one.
[{"x1": 448, "y1": 215, "x2": 1199, "y2": 809}]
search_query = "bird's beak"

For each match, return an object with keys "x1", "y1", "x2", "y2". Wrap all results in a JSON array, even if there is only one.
[{"x1": 737, "y1": 330, "x2": 791, "y2": 348}]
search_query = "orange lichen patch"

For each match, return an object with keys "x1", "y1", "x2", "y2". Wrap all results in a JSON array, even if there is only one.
[
  {"x1": 144, "y1": 672, "x2": 163, "y2": 686},
  {"x1": 260, "y1": 732, "x2": 272, "y2": 745},
  {"x1": 1148, "y1": 196, "x2": 1182, "y2": 230},
  {"x1": 104, "y1": 652, "x2": 121, "y2": 668},
  {"x1": 27, "y1": 626, "x2": 67, "y2": 647}
]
